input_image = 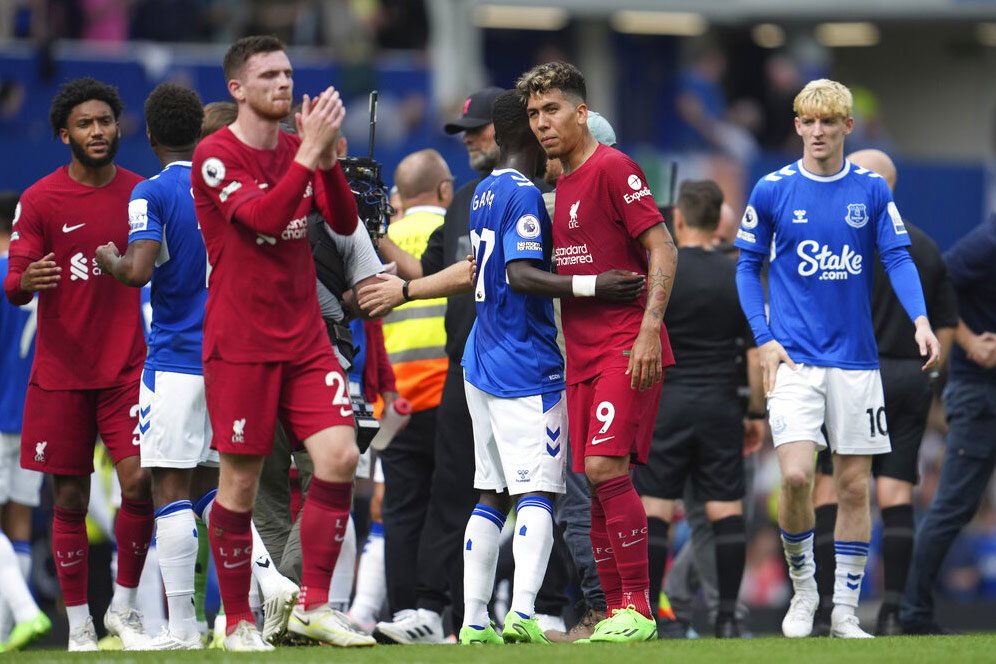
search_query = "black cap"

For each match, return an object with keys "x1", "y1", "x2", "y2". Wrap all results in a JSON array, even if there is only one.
[{"x1": 443, "y1": 86, "x2": 506, "y2": 134}]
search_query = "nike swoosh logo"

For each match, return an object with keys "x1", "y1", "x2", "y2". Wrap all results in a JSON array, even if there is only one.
[
  {"x1": 297, "y1": 616, "x2": 311, "y2": 626},
  {"x1": 62, "y1": 223, "x2": 86, "y2": 233},
  {"x1": 334, "y1": 534, "x2": 346, "y2": 542},
  {"x1": 339, "y1": 407, "x2": 352, "y2": 417},
  {"x1": 591, "y1": 435, "x2": 614, "y2": 445},
  {"x1": 621, "y1": 537, "x2": 646, "y2": 548},
  {"x1": 593, "y1": 556, "x2": 612, "y2": 563},
  {"x1": 59, "y1": 559, "x2": 84, "y2": 567},
  {"x1": 222, "y1": 559, "x2": 250, "y2": 569}
]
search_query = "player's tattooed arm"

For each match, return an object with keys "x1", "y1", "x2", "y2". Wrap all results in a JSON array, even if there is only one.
[
  {"x1": 623, "y1": 223, "x2": 677, "y2": 390},
  {"x1": 640, "y1": 224, "x2": 678, "y2": 322}
]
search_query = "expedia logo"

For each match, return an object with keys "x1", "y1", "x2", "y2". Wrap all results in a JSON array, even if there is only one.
[
  {"x1": 623, "y1": 187, "x2": 652, "y2": 204},
  {"x1": 797, "y1": 240, "x2": 863, "y2": 280}
]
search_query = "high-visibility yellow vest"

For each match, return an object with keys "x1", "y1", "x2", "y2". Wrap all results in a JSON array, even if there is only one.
[{"x1": 383, "y1": 206, "x2": 449, "y2": 412}]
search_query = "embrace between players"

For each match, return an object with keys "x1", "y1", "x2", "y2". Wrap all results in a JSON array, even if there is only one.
[{"x1": 4, "y1": 33, "x2": 940, "y2": 651}]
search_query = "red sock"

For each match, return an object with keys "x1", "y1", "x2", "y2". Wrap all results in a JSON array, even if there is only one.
[
  {"x1": 208, "y1": 500, "x2": 255, "y2": 634},
  {"x1": 53, "y1": 506, "x2": 89, "y2": 606},
  {"x1": 299, "y1": 477, "x2": 351, "y2": 610},
  {"x1": 115, "y1": 497, "x2": 153, "y2": 588},
  {"x1": 590, "y1": 495, "x2": 622, "y2": 612},
  {"x1": 596, "y1": 475, "x2": 652, "y2": 618}
]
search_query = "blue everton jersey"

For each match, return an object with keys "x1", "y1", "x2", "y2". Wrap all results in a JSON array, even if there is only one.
[
  {"x1": 462, "y1": 169, "x2": 564, "y2": 397},
  {"x1": 735, "y1": 159, "x2": 912, "y2": 369},
  {"x1": 127, "y1": 161, "x2": 206, "y2": 374},
  {"x1": 0, "y1": 253, "x2": 35, "y2": 432}
]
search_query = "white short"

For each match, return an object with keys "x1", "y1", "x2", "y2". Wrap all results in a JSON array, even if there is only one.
[
  {"x1": 139, "y1": 370, "x2": 218, "y2": 469},
  {"x1": 0, "y1": 432, "x2": 42, "y2": 506},
  {"x1": 464, "y1": 380, "x2": 567, "y2": 496},
  {"x1": 373, "y1": 455, "x2": 384, "y2": 484},
  {"x1": 767, "y1": 364, "x2": 891, "y2": 456}
]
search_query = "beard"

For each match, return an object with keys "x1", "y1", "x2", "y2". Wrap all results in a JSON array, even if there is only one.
[
  {"x1": 68, "y1": 133, "x2": 119, "y2": 168},
  {"x1": 469, "y1": 144, "x2": 500, "y2": 173}
]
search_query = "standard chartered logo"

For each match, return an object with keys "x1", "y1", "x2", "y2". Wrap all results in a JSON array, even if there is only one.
[
  {"x1": 69, "y1": 252, "x2": 89, "y2": 281},
  {"x1": 796, "y1": 240, "x2": 863, "y2": 281}
]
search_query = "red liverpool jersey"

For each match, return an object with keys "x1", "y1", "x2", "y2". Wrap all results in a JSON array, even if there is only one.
[
  {"x1": 4, "y1": 166, "x2": 146, "y2": 390},
  {"x1": 192, "y1": 126, "x2": 357, "y2": 363},
  {"x1": 553, "y1": 144, "x2": 675, "y2": 384}
]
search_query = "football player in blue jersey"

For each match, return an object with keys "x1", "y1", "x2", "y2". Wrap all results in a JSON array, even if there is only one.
[
  {"x1": 734, "y1": 79, "x2": 940, "y2": 639},
  {"x1": 360, "y1": 91, "x2": 643, "y2": 644},
  {"x1": 96, "y1": 83, "x2": 299, "y2": 649},
  {"x1": 96, "y1": 82, "x2": 213, "y2": 650},
  {"x1": 0, "y1": 193, "x2": 51, "y2": 650}
]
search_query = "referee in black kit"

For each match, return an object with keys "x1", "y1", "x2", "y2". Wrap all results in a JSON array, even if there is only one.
[
  {"x1": 811, "y1": 149, "x2": 958, "y2": 636},
  {"x1": 633, "y1": 179, "x2": 767, "y2": 639}
]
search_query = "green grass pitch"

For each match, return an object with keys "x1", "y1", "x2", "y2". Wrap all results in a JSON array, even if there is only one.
[{"x1": 10, "y1": 635, "x2": 996, "y2": 664}]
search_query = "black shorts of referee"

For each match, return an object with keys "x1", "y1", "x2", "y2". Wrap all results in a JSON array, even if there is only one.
[{"x1": 634, "y1": 381, "x2": 745, "y2": 502}]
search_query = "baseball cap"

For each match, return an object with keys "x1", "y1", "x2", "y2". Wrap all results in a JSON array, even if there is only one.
[
  {"x1": 444, "y1": 86, "x2": 506, "y2": 134},
  {"x1": 587, "y1": 111, "x2": 617, "y2": 147}
]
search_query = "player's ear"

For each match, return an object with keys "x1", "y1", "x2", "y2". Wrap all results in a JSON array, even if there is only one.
[
  {"x1": 228, "y1": 78, "x2": 244, "y2": 103},
  {"x1": 59, "y1": 127, "x2": 70, "y2": 146},
  {"x1": 843, "y1": 116, "x2": 855, "y2": 135},
  {"x1": 794, "y1": 116, "x2": 803, "y2": 137},
  {"x1": 576, "y1": 102, "x2": 588, "y2": 128}
]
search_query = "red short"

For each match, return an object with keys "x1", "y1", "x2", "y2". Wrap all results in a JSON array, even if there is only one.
[
  {"x1": 21, "y1": 381, "x2": 141, "y2": 475},
  {"x1": 568, "y1": 368, "x2": 664, "y2": 473},
  {"x1": 204, "y1": 346, "x2": 354, "y2": 456}
]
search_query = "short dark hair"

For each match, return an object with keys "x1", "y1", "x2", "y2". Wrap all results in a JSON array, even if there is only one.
[
  {"x1": 516, "y1": 61, "x2": 587, "y2": 104},
  {"x1": 145, "y1": 83, "x2": 204, "y2": 148},
  {"x1": 0, "y1": 191, "x2": 18, "y2": 236},
  {"x1": 49, "y1": 77, "x2": 123, "y2": 137},
  {"x1": 676, "y1": 179, "x2": 723, "y2": 231},
  {"x1": 223, "y1": 35, "x2": 285, "y2": 82},
  {"x1": 491, "y1": 90, "x2": 531, "y2": 148}
]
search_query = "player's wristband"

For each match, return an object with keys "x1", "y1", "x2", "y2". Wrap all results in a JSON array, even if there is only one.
[
  {"x1": 746, "y1": 411, "x2": 767, "y2": 420},
  {"x1": 572, "y1": 275, "x2": 597, "y2": 297},
  {"x1": 402, "y1": 280, "x2": 413, "y2": 302}
]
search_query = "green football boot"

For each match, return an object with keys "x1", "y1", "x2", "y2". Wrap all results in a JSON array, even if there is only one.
[
  {"x1": 589, "y1": 606, "x2": 658, "y2": 642},
  {"x1": 5, "y1": 611, "x2": 52, "y2": 651},
  {"x1": 459, "y1": 621, "x2": 503, "y2": 645},
  {"x1": 502, "y1": 610, "x2": 551, "y2": 644}
]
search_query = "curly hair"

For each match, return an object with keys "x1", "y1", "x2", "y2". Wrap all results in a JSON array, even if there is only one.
[
  {"x1": 145, "y1": 83, "x2": 204, "y2": 148},
  {"x1": 49, "y1": 77, "x2": 123, "y2": 137},
  {"x1": 515, "y1": 61, "x2": 587, "y2": 104},
  {"x1": 490, "y1": 90, "x2": 531, "y2": 148},
  {"x1": 223, "y1": 35, "x2": 285, "y2": 82}
]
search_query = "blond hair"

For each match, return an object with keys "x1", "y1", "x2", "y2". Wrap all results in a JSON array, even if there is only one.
[{"x1": 793, "y1": 79, "x2": 853, "y2": 119}]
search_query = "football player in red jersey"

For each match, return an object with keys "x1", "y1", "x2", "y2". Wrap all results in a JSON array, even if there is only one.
[
  {"x1": 191, "y1": 36, "x2": 372, "y2": 651},
  {"x1": 3, "y1": 78, "x2": 153, "y2": 652},
  {"x1": 518, "y1": 61, "x2": 678, "y2": 642}
]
